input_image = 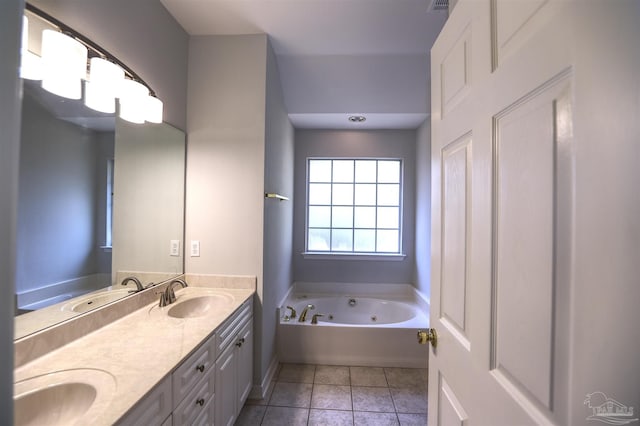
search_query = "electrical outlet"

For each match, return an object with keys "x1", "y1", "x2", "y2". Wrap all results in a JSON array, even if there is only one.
[
  {"x1": 170, "y1": 240, "x2": 180, "y2": 256},
  {"x1": 190, "y1": 240, "x2": 200, "y2": 257}
]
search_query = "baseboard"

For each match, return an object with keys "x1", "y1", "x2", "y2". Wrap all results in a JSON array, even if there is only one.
[{"x1": 249, "y1": 354, "x2": 279, "y2": 400}]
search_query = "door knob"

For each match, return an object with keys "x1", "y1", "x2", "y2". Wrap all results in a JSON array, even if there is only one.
[{"x1": 417, "y1": 328, "x2": 437, "y2": 348}]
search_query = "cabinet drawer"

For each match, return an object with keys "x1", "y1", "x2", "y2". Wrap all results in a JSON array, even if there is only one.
[
  {"x1": 215, "y1": 300, "x2": 252, "y2": 357},
  {"x1": 173, "y1": 334, "x2": 216, "y2": 404},
  {"x1": 117, "y1": 375, "x2": 172, "y2": 426},
  {"x1": 172, "y1": 369, "x2": 215, "y2": 426}
]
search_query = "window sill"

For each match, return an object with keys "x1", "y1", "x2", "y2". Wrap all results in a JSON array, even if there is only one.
[{"x1": 302, "y1": 252, "x2": 406, "y2": 261}]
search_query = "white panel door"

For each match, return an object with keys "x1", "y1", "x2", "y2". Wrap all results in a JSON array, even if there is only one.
[{"x1": 429, "y1": 1, "x2": 640, "y2": 425}]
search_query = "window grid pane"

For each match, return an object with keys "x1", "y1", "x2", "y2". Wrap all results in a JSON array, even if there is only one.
[{"x1": 307, "y1": 158, "x2": 401, "y2": 254}]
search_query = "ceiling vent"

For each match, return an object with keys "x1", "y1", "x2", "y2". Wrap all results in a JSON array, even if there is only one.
[{"x1": 428, "y1": 0, "x2": 449, "y2": 12}]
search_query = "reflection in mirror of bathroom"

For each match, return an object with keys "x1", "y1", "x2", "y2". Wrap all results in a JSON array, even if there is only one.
[{"x1": 13, "y1": 7, "x2": 186, "y2": 341}]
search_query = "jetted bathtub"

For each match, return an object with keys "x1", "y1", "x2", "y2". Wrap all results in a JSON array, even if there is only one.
[{"x1": 277, "y1": 283, "x2": 430, "y2": 368}]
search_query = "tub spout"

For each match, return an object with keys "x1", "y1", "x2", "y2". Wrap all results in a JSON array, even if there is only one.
[{"x1": 298, "y1": 304, "x2": 315, "y2": 322}]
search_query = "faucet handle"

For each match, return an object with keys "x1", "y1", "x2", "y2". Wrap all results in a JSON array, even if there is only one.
[
  {"x1": 311, "y1": 314, "x2": 324, "y2": 325},
  {"x1": 165, "y1": 287, "x2": 176, "y2": 304},
  {"x1": 285, "y1": 305, "x2": 297, "y2": 319},
  {"x1": 156, "y1": 291, "x2": 168, "y2": 307}
]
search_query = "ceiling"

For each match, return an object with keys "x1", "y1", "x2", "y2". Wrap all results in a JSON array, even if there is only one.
[
  {"x1": 160, "y1": 0, "x2": 447, "y2": 129},
  {"x1": 23, "y1": 79, "x2": 116, "y2": 132}
]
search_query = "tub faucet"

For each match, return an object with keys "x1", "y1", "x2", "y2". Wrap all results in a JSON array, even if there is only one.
[
  {"x1": 164, "y1": 279, "x2": 188, "y2": 304},
  {"x1": 298, "y1": 304, "x2": 315, "y2": 322},
  {"x1": 285, "y1": 306, "x2": 297, "y2": 319},
  {"x1": 121, "y1": 276, "x2": 144, "y2": 293},
  {"x1": 311, "y1": 313, "x2": 323, "y2": 324}
]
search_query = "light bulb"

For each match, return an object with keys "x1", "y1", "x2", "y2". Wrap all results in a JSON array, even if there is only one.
[
  {"x1": 119, "y1": 79, "x2": 149, "y2": 124},
  {"x1": 85, "y1": 58, "x2": 124, "y2": 113},
  {"x1": 41, "y1": 29, "x2": 87, "y2": 99}
]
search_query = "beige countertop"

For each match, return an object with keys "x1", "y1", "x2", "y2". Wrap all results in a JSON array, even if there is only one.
[{"x1": 14, "y1": 285, "x2": 255, "y2": 425}]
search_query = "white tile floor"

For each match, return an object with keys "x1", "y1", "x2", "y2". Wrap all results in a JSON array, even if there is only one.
[{"x1": 236, "y1": 363, "x2": 428, "y2": 426}]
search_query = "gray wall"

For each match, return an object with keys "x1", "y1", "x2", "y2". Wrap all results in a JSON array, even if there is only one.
[
  {"x1": 293, "y1": 129, "x2": 416, "y2": 284},
  {"x1": 186, "y1": 34, "x2": 294, "y2": 392},
  {"x1": 29, "y1": 0, "x2": 189, "y2": 129},
  {"x1": 17, "y1": 95, "x2": 104, "y2": 295},
  {"x1": 112, "y1": 119, "x2": 185, "y2": 276},
  {"x1": 185, "y1": 35, "x2": 267, "y2": 277},
  {"x1": 262, "y1": 40, "x2": 294, "y2": 385},
  {"x1": 0, "y1": 0, "x2": 22, "y2": 422},
  {"x1": 95, "y1": 131, "x2": 114, "y2": 274},
  {"x1": 185, "y1": 34, "x2": 271, "y2": 387},
  {"x1": 278, "y1": 55, "x2": 429, "y2": 114},
  {"x1": 414, "y1": 119, "x2": 431, "y2": 297}
]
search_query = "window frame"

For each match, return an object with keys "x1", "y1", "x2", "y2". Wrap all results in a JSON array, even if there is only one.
[{"x1": 303, "y1": 157, "x2": 406, "y2": 260}]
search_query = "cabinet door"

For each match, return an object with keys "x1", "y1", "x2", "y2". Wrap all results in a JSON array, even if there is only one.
[
  {"x1": 173, "y1": 370, "x2": 215, "y2": 426},
  {"x1": 192, "y1": 398, "x2": 215, "y2": 426},
  {"x1": 173, "y1": 334, "x2": 215, "y2": 405},
  {"x1": 215, "y1": 342, "x2": 237, "y2": 426},
  {"x1": 236, "y1": 320, "x2": 253, "y2": 406}
]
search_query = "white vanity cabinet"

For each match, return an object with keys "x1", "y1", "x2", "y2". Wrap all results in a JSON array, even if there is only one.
[
  {"x1": 117, "y1": 333, "x2": 216, "y2": 426},
  {"x1": 116, "y1": 375, "x2": 172, "y2": 426},
  {"x1": 215, "y1": 300, "x2": 253, "y2": 426},
  {"x1": 171, "y1": 332, "x2": 217, "y2": 425},
  {"x1": 116, "y1": 296, "x2": 253, "y2": 426}
]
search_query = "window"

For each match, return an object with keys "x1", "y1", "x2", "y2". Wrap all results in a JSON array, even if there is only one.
[
  {"x1": 306, "y1": 158, "x2": 403, "y2": 254},
  {"x1": 105, "y1": 158, "x2": 114, "y2": 248}
]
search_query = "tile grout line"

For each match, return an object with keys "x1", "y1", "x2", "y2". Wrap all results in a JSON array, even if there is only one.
[{"x1": 248, "y1": 364, "x2": 428, "y2": 426}]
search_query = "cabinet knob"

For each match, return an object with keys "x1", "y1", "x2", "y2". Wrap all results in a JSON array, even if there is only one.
[
  {"x1": 196, "y1": 364, "x2": 205, "y2": 373},
  {"x1": 196, "y1": 398, "x2": 205, "y2": 406}
]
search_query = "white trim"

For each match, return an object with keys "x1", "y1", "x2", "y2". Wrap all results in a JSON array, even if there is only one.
[
  {"x1": 302, "y1": 252, "x2": 406, "y2": 261},
  {"x1": 249, "y1": 354, "x2": 279, "y2": 400}
]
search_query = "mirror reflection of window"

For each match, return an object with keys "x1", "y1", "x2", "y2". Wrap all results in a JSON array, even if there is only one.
[{"x1": 105, "y1": 158, "x2": 114, "y2": 248}]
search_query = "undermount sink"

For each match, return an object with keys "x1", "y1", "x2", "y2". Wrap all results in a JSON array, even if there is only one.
[
  {"x1": 61, "y1": 289, "x2": 131, "y2": 313},
  {"x1": 167, "y1": 294, "x2": 232, "y2": 318},
  {"x1": 14, "y1": 369, "x2": 116, "y2": 426},
  {"x1": 149, "y1": 288, "x2": 235, "y2": 319}
]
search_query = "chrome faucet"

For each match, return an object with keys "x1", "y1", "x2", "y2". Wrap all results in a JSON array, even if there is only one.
[
  {"x1": 121, "y1": 276, "x2": 144, "y2": 293},
  {"x1": 298, "y1": 304, "x2": 315, "y2": 322},
  {"x1": 163, "y1": 278, "x2": 188, "y2": 305},
  {"x1": 311, "y1": 313, "x2": 323, "y2": 324}
]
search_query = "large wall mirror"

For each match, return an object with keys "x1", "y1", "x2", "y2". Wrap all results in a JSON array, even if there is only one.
[{"x1": 14, "y1": 8, "x2": 185, "y2": 340}]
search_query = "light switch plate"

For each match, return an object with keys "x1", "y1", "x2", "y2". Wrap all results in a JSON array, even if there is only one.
[
  {"x1": 190, "y1": 240, "x2": 200, "y2": 257},
  {"x1": 170, "y1": 240, "x2": 180, "y2": 257}
]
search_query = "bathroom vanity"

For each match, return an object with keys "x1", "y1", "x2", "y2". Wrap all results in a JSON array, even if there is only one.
[{"x1": 13, "y1": 276, "x2": 255, "y2": 426}]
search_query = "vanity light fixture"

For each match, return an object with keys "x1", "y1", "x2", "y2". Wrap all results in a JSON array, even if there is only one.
[
  {"x1": 23, "y1": 3, "x2": 163, "y2": 124},
  {"x1": 119, "y1": 79, "x2": 149, "y2": 124},
  {"x1": 348, "y1": 115, "x2": 366, "y2": 123},
  {"x1": 85, "y1": 57, "x2": 125, "y2": 114},
  {"x1": 20, "y1": 16, "x2": 42, "y2": 80},
  {"x1": 40, "y1": 29, "x2": 87, "y2": 99},
  {"x1": 145, "y1": 95, "x2": 164, "y2": 124}
]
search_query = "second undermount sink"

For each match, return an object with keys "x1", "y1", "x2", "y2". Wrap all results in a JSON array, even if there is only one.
[
  {"x1": 61, "y1": 288, "x2": 131, "y2": 313},
  {"x1": 149, "y1": 288, "x2": 235, "y2": 319},
  {"x1": 14, "y1": 368, "x2": 116, "y2": 426}
]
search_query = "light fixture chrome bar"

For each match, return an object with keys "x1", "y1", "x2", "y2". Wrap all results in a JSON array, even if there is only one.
[{"x1": 25, "y1": 2, "x2": 157, "y2": 97}]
